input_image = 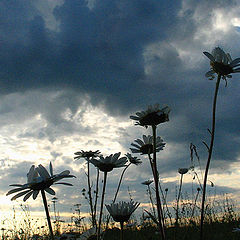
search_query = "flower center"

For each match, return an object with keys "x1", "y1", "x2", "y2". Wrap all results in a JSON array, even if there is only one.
[
  {"x1": 140, "y1": 144, "x2": 153, "y2": 154},
  {"x1": 139, "y1": 112, "x2": 168, "y2": 126},
  {"x1": 211, "y1": 62, "x2": 233, "y2": 76},
  {"x1": 99, "y1": 163, "x2": 114, "y2": 172},
  {"x1": 30, "y1": 179, "x2": 54, "y2": 190},
  {"x1": 112, "y1": 214, "x2": 131, "y2": 223}
]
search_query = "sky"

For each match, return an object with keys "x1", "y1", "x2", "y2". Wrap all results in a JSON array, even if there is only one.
[{"x1": 1, "y1": 0, "x2": 240, "y2": 233}]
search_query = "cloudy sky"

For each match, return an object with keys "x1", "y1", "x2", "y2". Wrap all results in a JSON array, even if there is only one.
[{"x1": 1, "y1": 0, "x2": 240, "y2": 231}]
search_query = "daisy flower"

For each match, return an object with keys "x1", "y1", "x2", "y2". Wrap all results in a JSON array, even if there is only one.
[
  {"x1": 130, "y1": 104, "x2": 170, "y2": 127},
  {"x1": 125, "y1": 153, "x2": 142, "y2": 165},
  {"x1": 203, "y1": 47, "x2": 240, "y2": 80},
  {"x1": 141, "y1": 180, "x2": 154, "y2": 186},
  {"x1": 74, "y1": 150, "x2": 101, "y2": 159},
  {"x1": 88, "y1": 152, "x2": 127, "y2": 172},
  {"x1": 178, "y1": 168, "x2": 189, "y2": 175},
  {"x1": 6, "y1": 162, "x2": 75, "y2": 201},
  {"x1": 130, "y1": 135, "x2": 165, "y2": 155},
  {"x1": 105, "y1": 201, "x2": 140, "y2": 223}
]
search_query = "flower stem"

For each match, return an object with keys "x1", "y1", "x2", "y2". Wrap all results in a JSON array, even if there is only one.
[
  {"x1": 200, "y1": 74, "x2": 221, "y2": 240},
  {"x1": 120, "y1": 221, "x2": 124, "y2": 240},
  {"x1": 41, "y1": 190, "x2": 54, "y2": 240},
  {"x1": 97, "y1": 171, "x2": 108, "y2": 240},
  {"x1": 113, "y1": 163, "x2": 131, "y2": 203},
  {"x1": 152, "y1": 125, "x2": 166, "y2": 240},
  {"x1": 93, "y1": 168, "x2": 100, "y2": 227},
  {"x1": 86, "y1": 158, "x2": 95, "y2": 226},
  {"x1": 175, "y1": 173, "x2": 184, "y2": 228}
]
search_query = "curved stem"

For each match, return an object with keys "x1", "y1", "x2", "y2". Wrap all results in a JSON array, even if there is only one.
[
  {"x1": 41, "y1": 190, "x2": 54, "y2": 240},
  {"x1": 200, "y1": 74, "x2": 221, "y2": 240},
  {"x1": 152, "y1": 125, "x2": 166, "y2": 240},
  {"x1": 97, "y1": 171, "x2": 108, "y2": 240},
  {"x1": 113, "y1": 163, "x2": 131, "y2": 203}
]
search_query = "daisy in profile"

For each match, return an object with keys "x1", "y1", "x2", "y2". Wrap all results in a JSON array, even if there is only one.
[
  {"x1": 106, "y1": 201, "x2": 140, "y2": 240},
  {"x1": 7, "y1": 162, "x2": 75, "y2": 201},
  {"x1": 141, "y1": 179, "x2": 153, "y2": 186},
  {"x1": 6, "y1": 162, "x2": 75, "y2": 240},
  {"x1": 203, "y1": 47, "x2": 240, "y2": 81},
  {"x1": 130, "y1": 135, "x2": 165, "y2": 155},
  {"x1": 130, "y1": 104, "x2": 170, "y2": 127},
  {"x1": 88, "y1": 152, "x2": 127, "y2": 172},
  {"x1": 74, "y1": 150, "x2": 101, "y2": 160},
  {"x1": 106, "y1": 201, "x2": 140, "y2": 223}
]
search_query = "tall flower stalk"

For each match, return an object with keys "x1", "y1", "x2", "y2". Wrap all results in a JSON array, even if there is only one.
[
  {"x1": 74, "y1": 150, "x2": 101, "y2": 227},
  {"x1": 88, "y1": 152, "x2": 127, "y2": 240},
  {"x1": 130, "y1": 104, "x2": 170, "y2": 240},
  {"x1": 175, "y1": 168, "x2": 188, "y2": 228},
  {"x1": 200, "y1": 47, "x2": 240, "y2": 240}
]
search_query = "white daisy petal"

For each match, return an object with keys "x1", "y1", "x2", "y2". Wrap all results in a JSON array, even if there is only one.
[
  {"x1": 203, "y1": 52, "x2": 215, "y2": 62},
  {"x1": 45, "y1": 188, "x2": 55, "y2": 195},
  {"x1": 23, "y1": 191, "x2": 33, "y2": 202},
  {"x1": 11, "y1": 190, "x2": 32, "y2": 201}
]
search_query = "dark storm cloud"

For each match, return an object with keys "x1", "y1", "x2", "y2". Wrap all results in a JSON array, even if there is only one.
[{"x1": 0, "y1": 0, "x2": 240, "y2": 171}]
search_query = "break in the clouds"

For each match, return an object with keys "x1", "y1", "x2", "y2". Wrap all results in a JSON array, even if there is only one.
[{"x1": 1, "y1": 0, "x2": 240, "y2": 223}]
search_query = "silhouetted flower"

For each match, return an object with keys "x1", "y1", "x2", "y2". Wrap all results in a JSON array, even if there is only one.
[
  {"x1": 106, "y1": 201, "x2": 140, "y2": 223},
  {"x1": 74, "y1": 150, "x2": 101, "y2": 159},
  {"x1": 130, "y1": 135, "x2": 165, "y2": 155},
  {"x1": 178, "y1": 168, "x2": 189, "y2": 175},
  {"x1": 88, "y1": 152, "x2": 127, "y2": 172},
  {"x1": 6, "y1": 162, "x2": 75, "y2": 201},
  {"x1": 130, "y1": 104, "x2": 170, "y2": 127},
  {"x1": 141, "y1": 180, "x2": 153, "y2": 186},
  {"x1": 204, "y1": 47, "x2": 240, "y2": 80},
  {"x1": 125, "y1": 153, "x2": 142, "y2": 165}
]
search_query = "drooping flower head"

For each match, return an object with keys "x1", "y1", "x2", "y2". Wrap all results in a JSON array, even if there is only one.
[
  {"x1": 178, "y1": 168, "x2": 189, "y2": 175},
  {"x1": 88, "y1": 152, "x2": 127, "y2": 172},
  {"x1": 141, "y1": 179, "x2": 154, "y2": 186},
  {"x1": 130, "y1": 104, "x2": 170, "y2": 127},
  {"x1": 6, "y1": 162, "x2": 75, "y2": 201},
  {"x1": 106, "y1": 201, "x2": 140, "y2": 223},
  {"x1": 203, "y1": 47, "x2": 240, "y2": 81},
  {"x1": 74, "y1": 150, "x2": 101, "y2": 160},
  {"x1": 125, "y1": 153, "x2": 142, "y2": 165},
  {"x1": 130, "y1": 135, "x2": 165, "y2": 155}
]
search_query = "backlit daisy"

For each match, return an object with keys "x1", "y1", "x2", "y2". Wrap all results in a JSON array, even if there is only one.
[
  {"x1": 88, "y1": 152, "x2": 127, "y2": 172},
  {"x1": 105, "y1": 201, "x2": 140, "y2": 223},
  {"x1": 7, "y1": 162, "x2": 75, "y2": 201},
  {"x1": 130, "y1": 135, "x2": 165, "y2": 155},
  {"x1": 203, "y1": 47, "x2": 240, "y2": 80},
  {"x1": 130, "y1": 104, "x2": 170, "y2": 127},
  {"x1": 125, "y1": 153, "x2": 142, "y2": 165}
]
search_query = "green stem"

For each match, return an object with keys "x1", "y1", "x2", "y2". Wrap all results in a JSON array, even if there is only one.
[
  {"x1": 152, "y1": 125, "x2": 166, "y2": 240},
  {"x1": 200, "y1": 74, "x2": 221, "y2": 240},
  {"x1": 147, "y1": 185, "x2": 156, "y2": 218},
  {"x1": 97, "y1": 171, "x2": 108, "y2": 240},
  {"x1": 41, "y1": 190, "x2": 54, "y2": 240}
]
